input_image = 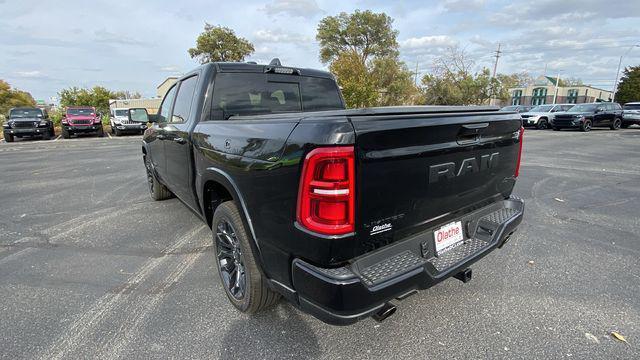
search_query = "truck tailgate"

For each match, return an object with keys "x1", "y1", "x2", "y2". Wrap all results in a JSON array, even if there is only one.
[{"x1": 349, "y1": 109, "x2": 522, "y2": 252}]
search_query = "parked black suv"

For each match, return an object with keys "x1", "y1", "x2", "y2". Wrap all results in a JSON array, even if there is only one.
[
  {"x1": 552, "y1": 102, "x2": 623, "y2": 132},
  {"x1": 2, "y1": 107, "x2": 55, "y2": 142}
]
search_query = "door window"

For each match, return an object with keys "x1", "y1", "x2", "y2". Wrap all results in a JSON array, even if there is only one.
[
  {"x1": 171, "y1": 75, "x2": 199, "y2": 123},
  {"x1": 157, "y1": 85, "x2": 178, "y2": 123}
]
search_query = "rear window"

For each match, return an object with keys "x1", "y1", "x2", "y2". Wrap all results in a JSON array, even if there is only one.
[{"x1": 211, "y1": 73, "x2": 343, "y2": 120}]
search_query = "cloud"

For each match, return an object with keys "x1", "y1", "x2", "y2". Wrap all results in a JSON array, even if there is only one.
[
  {"x1": 442, "y1": 0, "x2": 485, "y2": 12},
  {"x1": 401, "y1": 35, "x2": 457, "y2": 50},
  {"x1": 262, "y1": 0, "x2": 324, "y2": 19},
  {"x1": 160, "y1": 66, "x2": 181, "y2": 72},
  {"x1": 253, "y1": 29, "x2": 312, "y2": 44},
  {"x1": 93, "y1": 29, "x2": 149, "y2": 46},
  {"x1": 15, "y1": 70, "x2": 43, "y2": 78}
]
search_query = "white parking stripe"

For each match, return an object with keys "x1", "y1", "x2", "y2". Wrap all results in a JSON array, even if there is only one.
[
  {"x1": 107, "y1": 132, "x2": 112, "y2": 139},
  {"x1": 53, "y1": 135, "x2": 62, "y2": 141}
]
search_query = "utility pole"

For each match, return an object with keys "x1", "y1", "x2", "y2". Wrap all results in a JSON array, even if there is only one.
[
  {"x1": 414, "y1": 60, "x2": 419, "y2": 86},
  {"x1": 613, "y1": 44, "x2": 639, "y2": 101},
  {"x1": 491, "y1": 43, "x2": 502, "y2": 79},
  {"x1": 490, "y1": 43, "x2": 502, "y2": 106}
]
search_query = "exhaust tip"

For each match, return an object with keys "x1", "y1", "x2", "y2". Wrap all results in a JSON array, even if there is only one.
[{"x1": 372, "y1": 303, "x2": 397, "y2": 322}]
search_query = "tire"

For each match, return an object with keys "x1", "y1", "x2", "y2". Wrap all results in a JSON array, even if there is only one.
[
  {"x1": 4, "y1": 134, "x2": 14, "y2": 142},
  {"x1": 621, "y1": 123, "x2": 630, "y2": 129},
  {"x1": 42, "y1": 130, "x2": 51, "y2": 140},
  {"x1": 144, "y1": 155, "x2": 171, "y2": 200},
  {"x1": 580, "y1": 120, "x2": 592, "y2": 132},
  {"x1": 610, "y1": 118, "x2": 622, "y2": 130},
  {"x1": 212, "y1": 201, "x2": 280, "y2": 313},
  {"x1": 115, "y1": 128, "x2": 122, "y2": 137},
  {"x1": 96, "y1": 126, "x2": 104, "y2": 137},
  {"x1": 62, "y1": 129, "x2": 71, "y2": 139},
  {"x1": 552, "y1": 126, "x2": 561, "y2": 131},
  {"x1": 537, "y1": 118, "x2": 548, "y2": 130}
]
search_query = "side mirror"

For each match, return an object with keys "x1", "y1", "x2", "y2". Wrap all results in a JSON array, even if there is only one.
[
  {"x1": 148, "y1": 114, "x2": 159, "y2": 123},
  {"x1": 128, "y1": 108, "x2": 150, "y2": 123}
]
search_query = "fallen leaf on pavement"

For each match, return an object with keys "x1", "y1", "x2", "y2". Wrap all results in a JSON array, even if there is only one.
[
  {"x1": 527, "y1": 260, "x2": 535, "y2": 265},
  {"x1": 611, "y1": 331, "x2": 629, "y2": 345},
  {"x1": 585, "y1": 333, "x2": 600, "y2": 344}
]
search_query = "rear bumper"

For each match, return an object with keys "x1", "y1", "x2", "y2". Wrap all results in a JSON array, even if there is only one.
[{"x1": 292, "y1": 196, "x2": 524, "y2": 325}]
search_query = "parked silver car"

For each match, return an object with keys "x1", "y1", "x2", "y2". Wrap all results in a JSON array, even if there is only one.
[
  {"x1": 622, "y1": 102, "x2": 640, "y2": 128},
  {"x1": 521, "y1": 104, "x2": 575, "y2": 129}
]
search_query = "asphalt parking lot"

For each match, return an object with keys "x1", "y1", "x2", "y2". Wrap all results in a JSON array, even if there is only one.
[{"x1": 1, "y1": 129, "x2": 639, "y2": 359}]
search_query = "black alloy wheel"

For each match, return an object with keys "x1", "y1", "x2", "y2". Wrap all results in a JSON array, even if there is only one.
[{"x1": 215, "y1": 219, "x2": 246, "y2": 300}]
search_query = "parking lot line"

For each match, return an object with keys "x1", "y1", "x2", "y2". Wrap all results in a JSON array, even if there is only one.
[
  {"x1": 107, "y1": 132, "x2": 112, "y2": 139},
  {"x1": 53, "y1": 135, "x2": 61, "y2": 141}
]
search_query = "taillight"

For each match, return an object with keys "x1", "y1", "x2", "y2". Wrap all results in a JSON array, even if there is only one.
[
  {"x1": 515, "y1": 126, "x2": 524, "y2": 177},
  {"x1": 296, "y1": 146, "x2": 355, "y2": 236}
]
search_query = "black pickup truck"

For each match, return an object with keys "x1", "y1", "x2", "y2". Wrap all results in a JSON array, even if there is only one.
[{"x1": 141, "y1": 60, "x2": 525, "y2": 325}]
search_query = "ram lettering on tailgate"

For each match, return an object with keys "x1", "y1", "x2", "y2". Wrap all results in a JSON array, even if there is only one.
[{"x1": 428, "y1": 152, "x2": 500, "y2": 184}]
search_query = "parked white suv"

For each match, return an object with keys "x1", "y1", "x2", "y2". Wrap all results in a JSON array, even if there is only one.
[
  {"x1": 109, "y1": 107, "x2": 148, "y2": 136},
  {"x1": 521, "y1": 104, "x2": 575, "y2": 130}
]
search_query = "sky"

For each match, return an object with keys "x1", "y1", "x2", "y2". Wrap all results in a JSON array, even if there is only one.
[{"x1": 1, "y1": 0, "x2": 639, "y2": 102}]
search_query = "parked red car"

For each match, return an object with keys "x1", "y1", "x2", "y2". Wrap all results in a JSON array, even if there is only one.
[{"x1": 61, "y1": 106, "x2": 104, "y2": 138}]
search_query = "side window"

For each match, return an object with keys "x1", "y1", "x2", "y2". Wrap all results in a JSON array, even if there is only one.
[
  {"x1": 171, "y1": 75, "x2": 199, "y2": 123},
  {"x1": 157, "y1": 85, "x2": 177, "y2": 123}
]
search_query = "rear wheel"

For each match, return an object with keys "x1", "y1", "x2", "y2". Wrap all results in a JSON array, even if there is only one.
[
  {"x1": 610, "y1": 118, "x2": 622, "y2": 130},
  {"x1": 144, "y1": 155, "x2": 171, "y2": 200},
  {"x1": 213, "y1": 201, "x2": 279, "y2": 313},
  {"x1": 580, "y1": 120, "x2": 592, "y2": 132},
  {"x1": 537, "y1": 118, "x2": 548, "y2": 130}
]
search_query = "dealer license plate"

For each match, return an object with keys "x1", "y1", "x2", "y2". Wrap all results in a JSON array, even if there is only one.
[{"x1": 434, "y1": 221, "x2": 464, "y2": 255}]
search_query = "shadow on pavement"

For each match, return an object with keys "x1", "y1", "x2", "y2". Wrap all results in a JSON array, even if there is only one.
[{"x1": 219, "y1": 304, "x2": 321, "y2": 359}]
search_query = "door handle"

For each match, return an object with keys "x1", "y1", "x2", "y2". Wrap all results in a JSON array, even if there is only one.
[{"x1": 173, "y1": 137, "x2": 186, "y2": 144}]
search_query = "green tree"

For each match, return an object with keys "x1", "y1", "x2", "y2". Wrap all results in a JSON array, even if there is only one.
[
  {"x1": 317, "y1": 10, "x2": 399, "y2": 65},
  {"x1": 317, "y1": 10, "x2": 416, "y2": 108},
  {"x1": 329, "y1": 52, "x2": 377, "y2": 108},
  {"x1": 420, "y1": 46, "x2": 498, "y2": 105},
  {"x1": 371, "y1": 57, "x2": 419, "y2": 106},
  {"x1": 58, "y1": 86, "x2": 136, "y2": 114},
  {"x1": 0, "y1": 80, "x2": 36, "y2": 118},
  {"x1": 188, "y1": 24, "x2": 254, "y2": 63},
  {"x1": 615, "y1": 65, "x2": 640, "y2": 104}
]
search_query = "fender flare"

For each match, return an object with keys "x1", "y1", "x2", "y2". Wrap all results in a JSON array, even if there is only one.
[{"x1": 198, "y1": 167, "x2": 259, "y2": 251}]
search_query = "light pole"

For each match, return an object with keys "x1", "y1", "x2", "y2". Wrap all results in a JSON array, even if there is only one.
[{"x1": 613, "y1": 44, "x2": 640, "y2": 102}]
